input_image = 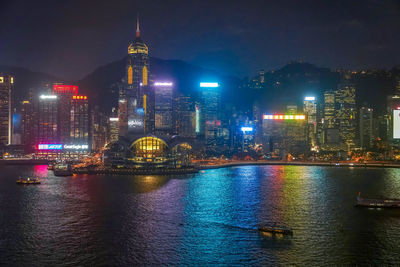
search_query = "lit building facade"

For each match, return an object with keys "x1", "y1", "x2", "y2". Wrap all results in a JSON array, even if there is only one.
[
  {"x1": 69, "y1": 95, "x2": 89, "y2": 145},
  {"x1": 262, "y1": 114, "x2": 308, "y2": 158},
  {"x1": 175, "y1": 94, "x2": 196, "y2": 138},
  {"x1": 119, "y1": 18, "x2": 152, "y2": 137},
  {"x1": 103, "y1": 135, "x2": 195, "y2": 168},
  {"x1": 91, "y1": 105, "x2": 108, "y2": 151},
  {"x1": 303, "y1": 97, "x2": 317, "y2": 149},
  {"x1": 0, "y1": 74, "x2": 13, "y2": 145},
  {"x1": 154, "y1": 82, "x2": 174, "y2": 135},
  {"x1": 199, "y1": 82, "x2": 221, "y2": 150},
  {"x1": 323, "y1": 91, "x2": 335, "y2": 129},
  {"x1": 359, "y1": 107, "x2": 374, "y2": 150},
  {"x1": 108, "y1": 117, "x2": 119, "y2": 144},
  {"x1": 335, "y1": 83, "x2": 356, "y2": 151}
]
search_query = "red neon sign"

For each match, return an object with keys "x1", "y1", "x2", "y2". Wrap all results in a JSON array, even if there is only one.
[{"x1": 53, "y1": 85, "x2": 78, "y2": 95}]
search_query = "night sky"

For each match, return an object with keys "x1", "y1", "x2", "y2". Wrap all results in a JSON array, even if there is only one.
[{"x1": 1, "y1": 0, "x2": 400, "y2": 80}]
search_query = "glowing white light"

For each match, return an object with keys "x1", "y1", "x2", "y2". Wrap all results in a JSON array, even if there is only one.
[
  {"x1": 128, "y1": 120, "x2": 143, "y2": 126},
  {"x1": 305, "y1": 96, "x2": 315, "y2": 101},
  {"x1": 109, "y1": 118, "x2": 119, "y2": 122},
  {"x1": 241, "y1": 127, "x2": 253, "y2": 132},
  {"x1": 154, "y1": 82, "x2": 173, "y2": 86},
  {"x1": 40, "y1": 95, "x2": 57, "y2": 99},
  {"x1": 64, "y1": 144, "x2": 89, "y2": 150},
  {"x1": 200, "y1": 82, "x2": 219, "y2": 88}
]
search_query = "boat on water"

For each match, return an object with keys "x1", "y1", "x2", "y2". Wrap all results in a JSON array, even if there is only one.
[
  {"x1": 16, "y1": 177, "x2": 41, "y2": 185},
  {"x1": 53, "y1": 163, "x2": 73, "y2": 176},
  {"x1": 355, "y1": 192, "x2": 400, "y2": 208},
  {"x1": 257, "y1": 224, "x2": 293, "y2": 235}
]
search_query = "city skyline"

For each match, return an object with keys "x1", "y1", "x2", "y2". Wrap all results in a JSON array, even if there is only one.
[{"x1": 1, "y1": 0, "x2": 400, "y2": 80}]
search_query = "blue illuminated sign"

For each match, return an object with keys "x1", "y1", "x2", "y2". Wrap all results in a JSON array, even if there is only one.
[
  {"x1": 38, "y1": 144, "x2": 63, "y2": 150},
  {"x1": 241, "y1": 126, "x2": 253, "y2": 132},
  {"x1": 136, "y1": 108, "x2": 145, "y2": 115}
]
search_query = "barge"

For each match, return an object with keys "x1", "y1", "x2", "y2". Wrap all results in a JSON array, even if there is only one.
[{"x1": 355, "y1": 192, "x2": 400, "y2": 208}]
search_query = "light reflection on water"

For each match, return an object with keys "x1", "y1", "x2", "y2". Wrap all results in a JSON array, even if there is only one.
[{"x1": 0, "y1": 165, "x2": 400, "y2": 265}]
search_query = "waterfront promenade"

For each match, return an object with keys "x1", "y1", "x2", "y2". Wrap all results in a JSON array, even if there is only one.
[{"x1": 197, "y1": 160, "x2": 400, "y2": 169}]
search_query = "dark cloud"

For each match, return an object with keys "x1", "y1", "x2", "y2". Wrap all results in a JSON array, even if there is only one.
[{"x1": 0, "y1": 0, "x2": 400, "y2": 80}]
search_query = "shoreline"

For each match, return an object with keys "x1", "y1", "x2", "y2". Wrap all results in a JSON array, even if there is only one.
[{"x1": 198, "y1": 161, "x2": 400, "y2": 169}]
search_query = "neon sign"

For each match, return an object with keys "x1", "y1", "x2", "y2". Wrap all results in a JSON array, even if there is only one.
[
  {"x1": 304, "y1": 96, "x2": 315, "y2": 101},
  {"x1": 38, "y1": 144, "x2": 63, "y2": 150},
  {"x1": 109, "y1": 118, "x2": 119, "y2": 122},
  {"x1": 53, "y1": 85, "x2": 78, "y2": 95},
  {"x1": 72, "y1": 95, "x2": 87, "y2": 100},
  {"x1": 200, "y1": 82, "x2": 219, "y2": 88},
  {"x1": 263, "y1": 114, "x2": 306, "y2": 120},
  {"x1": 154, "y1": 82, "x2": 173, "y2": 86},
  {"x1": 64, "y1": 144, "x2": 89, "y2": 150},
  {"x1": 241, "y1": 126, "x2": 253, "y2": 132},
  {"x1": 40, "y1": 95, "x2": 57, "y2": 100}
]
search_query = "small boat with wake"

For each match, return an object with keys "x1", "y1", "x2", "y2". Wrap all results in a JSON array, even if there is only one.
[
  {"x1": 355, "y1": 192, "x2": 400, "y2": 208},
  {"x1": 257, "y1": 223, "x2": 293, "y2": 235},
  {"x1": 16, "y1": 177, "x2": 41, "y2": 185}
]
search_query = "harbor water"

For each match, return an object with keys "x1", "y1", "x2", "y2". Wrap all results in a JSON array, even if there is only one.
[{"x1": 1, "y1": 165, "x2": 400, "y2": 265}]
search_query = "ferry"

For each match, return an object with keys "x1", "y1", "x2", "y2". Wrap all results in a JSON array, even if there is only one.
[
  {"x1": 355, "y1": 192, "x2": 400, "y2": 208},
  {"x1": 53, "y1": 163, "x2": 73, "y2": 176},
  {"x1": 16, "y1": 177, "x2": 41, "y2": 185},
  {"x1": 258, "y1": 224, "x2": 293, "y2": 235}
]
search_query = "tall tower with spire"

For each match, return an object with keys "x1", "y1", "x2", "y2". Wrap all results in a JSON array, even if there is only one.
[{"x1": 119, "y1": 15, "x2": 152, "y2": 138}]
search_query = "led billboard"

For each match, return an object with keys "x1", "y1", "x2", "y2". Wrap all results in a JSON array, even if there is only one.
[
  {"x1": 38, "y1": 144, "x2": 63, "y2": 150},
  {"x1": 394, "y1": 110, "x2": 400, "y2": 139},
  {"x1": 53, "y1": 85, "x2": 78, "y2": 95},
  {"x1": 200, "y1": 82, "x2": 219, "y2": 88}
]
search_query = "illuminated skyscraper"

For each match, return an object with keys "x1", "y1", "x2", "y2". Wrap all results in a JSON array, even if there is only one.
[
  {"x1": 199, "y1": 82, "x2": 221, "y2": 150},
  {"x1": 21, "y1": 89, "x2": 34, "y2": 149},
  {"x1": 335, "y1": 83, "x2": 356, "y2": 150},
  {"x1": 119, "y1": 17, "x2": 151, "y2": 137},
  {"x1": 175, "y1": 94, "x2": 196, "y2": 138},
  {"x1": 154, "y1": 82, "x2": 173, "y2": 135},
  {"x1": 323, "y1": 91, "x2": 335, "y2": 129},
  {"x1": 0, "y1": 74, "x2": 13, "y2": 145},
  {"x1": 303, "y1": 97, "x2": 317, "y2": 149},
  {"x1": 359, "y1": 107, "x2": 374, "y2": 149},
  {"x1": 70, "y1": 95, "x2": 89, "y2": 145},
  {"x1": 35, "y1": 94, "x2": 59, "y2": 144},
  {"x1": 262, "y1": 114, "x2": 308, "y2": 158}
]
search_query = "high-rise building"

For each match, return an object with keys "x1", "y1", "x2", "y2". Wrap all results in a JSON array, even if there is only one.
[
  {"x1": 0, "y1": 74, "x2": 13, "y2": 145},
  {"x1": 386, "y1": 95, "x2": 400, "y2": 144},
  {"x1": 119, "y1": 17, "x2": 151, "y2": 137},
  {"x1": 91, "y1": 105, "x2": 108, "y2": 151},
  {"x1": 199, "y1": 82, "x2": 221, "y2": 150},
  {"x1": 359, "y1": 107, "x2": 374, "y2": 150},
  {"x1": 175, "y1": 94, "x2": 196, "y2": 138},
  {"x1": 262, "y1": 114, "x2": 308, "y2": 158},
  {"x1": 154, "y1": 82, "x2": 174, "y2": 135},
  {"x1": 108, "y1": 117, "x2": 119, "y2": 143},
  {"x1": 335, "y1": 83, "x2": 356, "y2": 150},
  {"x1": 303, "y1": 97, "x2": 317, "y2": 149},
  {"x1": 70, "y1": 95, "x2": 89, "y2": 145},
  {"x1": 21, "y1": 97, "x2": 33, "y2": 148},
  {"x1": 35, "y1": 94, "x2": 59, "y2": 144},
  {"x1": 323, "y1": 91, "x2": 335, "y2": 129}
]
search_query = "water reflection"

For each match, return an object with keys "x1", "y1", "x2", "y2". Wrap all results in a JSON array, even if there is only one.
[{"x1": 2, "y1": 165, "x2": 400, "y2": 265}]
